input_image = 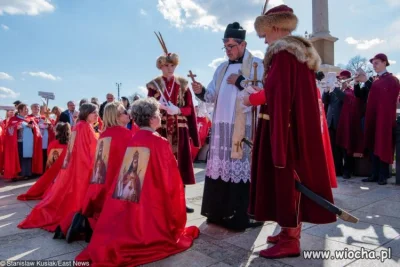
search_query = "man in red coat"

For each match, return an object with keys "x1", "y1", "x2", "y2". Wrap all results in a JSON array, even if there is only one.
[
  {"x1": 356, "y1": 53, "x2": 400, "y2": 185},
  {"x1": 335, "y1": 70, "x2": 365, "y2": 179},
  {"x1": 243, "y1": 5, "x2": 336, "y2": 258}
]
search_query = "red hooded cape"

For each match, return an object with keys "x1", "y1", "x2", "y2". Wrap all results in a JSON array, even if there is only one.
[
  {"x1": 27, "y1": 114, "x2": 56, "y2": 144},
  {"x1": 76, "y1": 129, "x2": 199, "y2": 266},
  {"x1": 0, "y1": 125, "x2": 3, "y2": 174},
  {"x1": 81, "y1": 126, "x2": 133, "y2": 230},
  {"x1": 17, "y1": 140, "x2": 67, "y2": 201},
  {"x1": 364, "y1": 73, "x2": 400, "y2": 164},
  {"x1": 3, "y1": 116, "x2": 43, "y2": 179},
  {"x1": 190, "y1": 116, "x2": 211, "y2": 161},
  {"x1": 336, "y1": 88, "x2": 365, "y2": 155},
  {"x1": 131, "y1": 120, "x2": 140, "y2": 135},
  {"x1": 18, "y1": 121, "x2": 98, "y2": 231}
]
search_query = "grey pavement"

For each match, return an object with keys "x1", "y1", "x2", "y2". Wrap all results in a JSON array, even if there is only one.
[{"x1": 0, "y1": 163, "x2": 399, "y2": 266}]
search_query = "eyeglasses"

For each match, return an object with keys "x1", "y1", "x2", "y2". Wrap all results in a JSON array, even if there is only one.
[{"x1": 221, "y1": 44, "x2": 239, "y2": 52}]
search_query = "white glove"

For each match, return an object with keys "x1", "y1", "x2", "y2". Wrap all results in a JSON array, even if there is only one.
[
  {"x1": 245, "y1": 85, "x2": 257, "y2": 94},
  {"x1": 166, "y1": 103, "x2": 180, "y2": 115},
  {"x1": 159, "y1": 103, "x2": 168, "y2": 111}
]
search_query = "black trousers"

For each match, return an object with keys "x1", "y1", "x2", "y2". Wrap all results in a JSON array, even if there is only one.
[
  {"x1": 342, "y1": 149, "x2": 355, "y2": 176},
  {"x1": 329, "y1": 127, "x2": 343, "y2": 176},
  {"x1": 371, "y1": 153, "x2": 390, "y2": 181},
  {"x1": 42, "y1": 149, "x2": 48, "y2": 172}
]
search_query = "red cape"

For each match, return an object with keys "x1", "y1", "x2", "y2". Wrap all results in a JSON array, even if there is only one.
[
  {"x1": 17, "y1": 140, "x2": 67, "y2": 201},
  {"x1": 3, "y1": 116, "x2": 43, "y2": 179},
  {"x1": 18, "y1": 121, "x2": 98, "y2": 231},
  {"x1": 76, "y1": 129, "x2": 199, "y2": 266},
  {"x1": 0, "y1": 125, "x2": 3, "y2": 174},
  {"x1": 317, "y1": 90, "x2": 337, "y2": 188},
  {"x1": 81, "y1": 126, "x2": 133, "y2": 229},
  {"x1": 131, "y1": 120, "x2": 140, "y2": 135},
  {"x1": 364, "y1": 73, "x2": 400, "y2": 164},
  {"x1": 190, "y1": 117, "x2": 211, "y2": 161},
  {"x1": 336, "y1": 88, "x2": 365, "y2": 154},
  {"x1": 27, "y1": 114, "x2": 56, "y2": 149}
]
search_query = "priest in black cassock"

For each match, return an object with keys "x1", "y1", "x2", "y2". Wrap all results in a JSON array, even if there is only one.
[{"x1": 193, "y1": 22, "x2": 264, "y2": 231}]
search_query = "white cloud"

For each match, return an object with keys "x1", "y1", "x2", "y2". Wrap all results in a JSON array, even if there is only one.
[
  {"x1": 140, "y1": 8, "x2": 147, "y2": 16},
  {"x1": 26, "y1": 71, "x2": 61, "y2": 81},
  {"x1": 249, "y1": 50, "x2": 264, "y2": 59},
  {"x1": 386, "y1": 0, "x2": 400, "y2": 7},
  {"x1": 138, "y1": 86, "x2": 147, "y2": 94},
  {"x1": 0, "y1": 87, "x2": 19, "y2": 98},
  {"x1": 157, "y1": 0, "x2": 225, "y2": 32},
  {"x1": 396, "y1": 73, "x2": 400, "y2": 79},
  {"x1": 1, "y1": 24, "x2": 9, "y2": 31},
  {"x1": 389, "y1": 60, "x2": 397, "y2": 65},
  {"x1": 243, "y1": 19, "x2": 255, "y2": 34},
  {"x1": 345, "y1": 37, "x2": 386, "y2": 50},
  {"x1": 0, "y1": 72, "x2": 13, "y2": 80},
  {"x1": 0, "y1": 0, "x2": 55, "y2": 16},
  {"x1": 208, "y1": 56, "x2": 227, "y2": 69}
]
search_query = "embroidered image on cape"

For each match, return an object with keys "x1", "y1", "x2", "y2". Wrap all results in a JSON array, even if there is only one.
[
  {"x1": 46, "y1": 148, "x2": 63, "y2": 169},
  {"x1": 90, "y1": 137, "x2": 111, "y2": 184},
  {"x1": 112, "y1": 147, "x2": 150, "y2": 203},
  {"x1": 62, "y1": 131, "x2": 76, "y2": 169}
]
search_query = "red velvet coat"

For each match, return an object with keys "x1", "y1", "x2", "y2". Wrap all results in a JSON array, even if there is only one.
[
  {"x1": 18, "y1": 121, "x2": 98, "y2": 231},
  {"x1": 76, "y1": 129, "x2": 199, "y2": 266},
  {"x1": 364, "y1": 73, "x2": 400, "y2": 164},
  {"x1": 248, "y1": 36, "x2": 336, "y2": 227},
  {"x1": 336, "y1": 88, "x2": 365, "y2": 154},
  {"x1": 147, "y1": 76, "x2": 200, "y2": 184},
  {"x1": 81, "y1": 126, "x2": 133, "y2": 230}
]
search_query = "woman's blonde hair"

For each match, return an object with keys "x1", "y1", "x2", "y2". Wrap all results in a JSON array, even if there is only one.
[{"x1": 103, "y1": 101, "x2": 125, "y2": 130}]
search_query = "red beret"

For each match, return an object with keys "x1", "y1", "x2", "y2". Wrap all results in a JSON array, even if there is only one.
[
  {"x1": 369, "y1": 53, "x2": 389, "y2": 66},
  {"x1": 337, "y1": 70, "x2": 351, "y2": 79},
  {"x1": 265, "y1": 5, "x2": 294, "y2": 15}
]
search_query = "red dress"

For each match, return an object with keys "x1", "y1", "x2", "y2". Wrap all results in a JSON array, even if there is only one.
[
  {"x1": 81, "y1": 126, "x2": 133, "y2": 230},
  {"x1": 76, "y1": 129, "x2": 199, "y2": 266},
  {"x1": 17, "y1": 140, "x2": 67, "y2": 201},
  {"x1": 18, "y1": 121, "x2": 98, "y2": 231},
  {"x1": 3, "y1": 115, "x2": 43, "y2": 179},
  {"x1": 248, "y1": 36, "x2": 337, "y2": 227}
]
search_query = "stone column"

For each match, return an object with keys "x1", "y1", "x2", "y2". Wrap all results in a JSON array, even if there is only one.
[{"x1": 310, "y1": 0, "x2": 339, "y2": 68}]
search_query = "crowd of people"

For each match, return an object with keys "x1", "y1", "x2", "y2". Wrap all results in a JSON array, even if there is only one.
[{"x1": 0, "y1": 3, "x2": 399, "y2": 265}]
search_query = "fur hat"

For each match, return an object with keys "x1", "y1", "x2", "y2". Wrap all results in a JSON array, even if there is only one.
[
  {"x1": 254, "y1": 5, "x2": 298, "y2": 37},
  {"x1": 154, "y1": 32, "x2": 179, "y2": 69}
]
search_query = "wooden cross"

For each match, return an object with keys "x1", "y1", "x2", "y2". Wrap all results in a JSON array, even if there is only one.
[
  {"x1": 187, "y1": 70, "x2": 197, "y2": 83},
  {"x1": 234, "y1": 141, "x2": 242, "y2": 152}
]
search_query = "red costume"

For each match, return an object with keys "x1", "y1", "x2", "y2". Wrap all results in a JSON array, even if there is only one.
[
  {"x1": 336, "y1": 88, "x2": 365, "y2": 155},
  {"x1": 3, "y1": 115, "x2": 43, "y2": 179},
  {"x1": 147, "y1": 76, "x2": 200, "y2": 184},
  {"x1": 364, "y1": 72, "x2": 400, "y2": 164},
  {"x1": 81, "y1": 126, "x2": 133, "y2": 230},
  {"x1": 131, "y1": 120, "x2": 140, "y2": 135},
  {"x1": 18, "y1": 121, "x2": 98, "y2": 231},
  {"x1": 17, "y1": 140, "x2": 67, "y2": 200},
  {"x1": 249, "y1": 5, "x2": 336, "y2": 259},
  {"x1": 76, "y1": 129, "x2": 199, "y2": 266},
  {"x1": 190, "y1": 116, "x2": 211, "y2": 161}
]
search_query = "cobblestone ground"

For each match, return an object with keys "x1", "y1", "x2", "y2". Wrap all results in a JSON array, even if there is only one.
[{"x1": 1, "y1": 163, "x2": 399, "y2": 266}]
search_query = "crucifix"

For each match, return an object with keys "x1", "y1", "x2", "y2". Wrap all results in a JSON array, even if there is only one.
[
  {"x1": 187, "y1": 70, "x2": 197, "y2": 83},
  {"x1": 243, "y1": 62, "x2": 263, "y2": 140},
  {"x1": 234, "y1": 141, "x2": 242, "y2": 152}
]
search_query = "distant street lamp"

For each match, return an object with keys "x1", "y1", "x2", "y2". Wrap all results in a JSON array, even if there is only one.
[{"x1": 116, "y1": 83, "x2": 122, "y2": 101}]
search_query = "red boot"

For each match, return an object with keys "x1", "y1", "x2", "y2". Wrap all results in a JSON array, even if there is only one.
[
  {"x1": 267, "y1": 230, "x2": 282, "y2": 244},
  {"x1": 260, "y1": 224, "x2": 301, "y2": 259}
]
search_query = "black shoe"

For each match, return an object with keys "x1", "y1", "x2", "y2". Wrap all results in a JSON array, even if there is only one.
[
  {"x1": 343, "y1": 173, "x2": 351, "y2": 179},
  {"x1": 53, "y1": 226, "x2": 65, "y2": 239},
  {"x1": 66, "y1": 212, "x2": 85, "y2": 243},
  {"x1": 378, "y1": 178, "x2": 387, "y2": 185},
  {"x1": 248, "y1": 219, "x2": 264, "y2": 228},
  {"x1": 362, "y1": 176, "x2": 378, "y2": 182},
  {"x1": 186, "y1": 205, "x2": 194, "y2": 213}
]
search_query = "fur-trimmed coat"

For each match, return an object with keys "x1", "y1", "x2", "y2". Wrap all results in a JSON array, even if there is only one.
[{"x1": 249, "y1": 35, "x2": 337, "y2": 227}]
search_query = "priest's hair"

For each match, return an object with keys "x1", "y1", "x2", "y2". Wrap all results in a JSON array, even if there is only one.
[
  {"x1": 103, "y1": 101, "x2": 125, "y2": 131},
  {"x1": 156, "y1": 53, "x2": 179, "y2": 69},
  {"x1": 131, "y1": 98, "x2": 160, "y2": 127}
]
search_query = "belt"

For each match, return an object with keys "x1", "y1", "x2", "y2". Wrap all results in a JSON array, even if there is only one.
[{"x1": 258, "y1": 113, "x2": 270, "y2": 120}]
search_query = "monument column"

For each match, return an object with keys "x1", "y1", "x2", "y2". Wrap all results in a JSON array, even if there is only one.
[{"x1": 310, "y1": 0, "x2": 340, "y2": 72}]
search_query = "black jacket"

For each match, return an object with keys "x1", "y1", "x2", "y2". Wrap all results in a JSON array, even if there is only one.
[
  {"x1": 322, "y1": 87, "x2": 346, "y2": 130},
  {"x1": 59, "y1": 110, "x2": 72, "y2": 124}
]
